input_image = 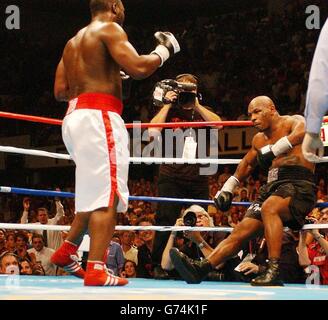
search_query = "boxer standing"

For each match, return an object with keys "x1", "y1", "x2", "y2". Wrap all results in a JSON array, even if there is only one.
[{"x1": 51, "y1": 0, "x2": 180, "y2": 286}]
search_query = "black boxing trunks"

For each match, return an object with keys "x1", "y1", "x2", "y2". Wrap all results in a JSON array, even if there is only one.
[{"x1": 245, "y1": 165, "x2": 317, "y2": 230}]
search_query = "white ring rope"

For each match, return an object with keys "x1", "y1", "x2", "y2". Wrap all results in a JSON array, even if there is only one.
[
  {"x1": 1, "y1": 145, "x2": 328, "y2": 163},
  {"x1": 0, "y1": 146, "x2": 71, "y2": 160},
  {"x1": 0, "y1": 145, "x2": 242, "y2": 164},
  {"x1": 0, "y1": 222, "x2": 327, "y2": 232}
]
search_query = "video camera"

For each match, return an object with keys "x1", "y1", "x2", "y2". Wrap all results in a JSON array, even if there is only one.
[{"x1": 152, "y1": 79, "x2": 197, "y2": 107}]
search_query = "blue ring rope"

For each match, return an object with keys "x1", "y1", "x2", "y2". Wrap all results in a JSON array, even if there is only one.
[{"x1": 1, "y1": 186, "x2": 327, "y2": 208}]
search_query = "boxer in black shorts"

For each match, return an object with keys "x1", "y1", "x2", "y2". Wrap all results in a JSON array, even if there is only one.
[{"x1": 170, "y1": 96, "x2": 316, "y2": 286}]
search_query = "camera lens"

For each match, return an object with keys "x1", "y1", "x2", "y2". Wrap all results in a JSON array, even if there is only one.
[
  {"x1": 178, "y1": 92, "x2": 196, "y2": 105},
  {"x1": 183, "y1": 211, "x2": 197, "y2": 227}
]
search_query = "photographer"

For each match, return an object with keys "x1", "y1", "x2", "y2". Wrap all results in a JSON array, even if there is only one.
[
  {"x1": 161, "y1": 205, "x2": 214, "y2": 271},
  {"x1": 161, "y1": 205, "x2": 225, "y2": 281},
  {"x1": 298, "y1": 210, "x2": 328, "y2": 285},
  {"x1": 149, "y1": 74, "x2": 222, "y2": 278}
]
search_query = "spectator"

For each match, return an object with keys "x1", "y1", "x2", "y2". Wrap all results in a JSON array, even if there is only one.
[
  {"x1": 236, "y1": 188, "x2": 250, "y2": 203},
  {"x1": 120, "y1": 231, "x2": 138, "y2": 265},
  {"x1": 15, "y1": 231, "x2": 35, "y2": 263},
  {"x1": 21, "y1": 200, "x2": 65, "y2": 250},
  {"x1": 121, "y1": 260, "x2": 137, "y2": 278},
  {"x1": 162, "y1": 205, "x2": 225, "y2": 281},
  {"x1": 317, "y1": 178, "x2": 327, "y2": 201},
  {"x1": 136, "y1": 217, "x2": 155, "y2": 278},
  {"x1": 5, "y1": 232, "x2": 16, "y2": 252},
  {"x1": 162, "y1": 205, "x2": 213, "y2": 269},
  {"x1": 218, "y1": 166, "x2": 232, "y2": 189},
  {"x1": 111, "y1": 233, "x2": 122, "y2": 245},
  {"x1": 19, "y1": 258, "x2": 45, "y2": 276},
  {"x1": 27, "y1": 234, "x2": 56, "y2": 276},
  {"x1": 104, "y1": 240, "x2": 125, "y2": 276},
  {"x1": 0, "y1": 229, "x2": 6, "y2": 255},
  {"x1": 228, "y1": 207, "x2": 240, "y2": 228},
  {"x1": 0, "y1": 252, "x2": 20, "y2": 275},
  {"x1": 19, "y1": 259, "x2": 33, "y2": 275}
]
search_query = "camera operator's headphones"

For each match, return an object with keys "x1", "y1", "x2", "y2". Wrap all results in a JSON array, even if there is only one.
[{"x1": 175, "y1": 73, "x2": 202, "y2": 102}]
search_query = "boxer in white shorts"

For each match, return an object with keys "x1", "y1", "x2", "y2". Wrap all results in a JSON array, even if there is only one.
[
  {"x1": 50, "y1": 0, "x2": 180, "y2": 286},
  {"x1": 62, "y1": 93, "x2": 129, "y2": 213}
]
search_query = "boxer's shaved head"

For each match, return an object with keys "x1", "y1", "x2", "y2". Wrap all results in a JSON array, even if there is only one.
[
  {"x1": 248, "y1": 96, "x2": 278, "y2": 132},
  {"x1": 248, "y1": 96, "x2": 276, "y2": 111}
]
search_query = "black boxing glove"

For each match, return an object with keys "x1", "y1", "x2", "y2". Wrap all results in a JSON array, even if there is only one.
[
  {"x1": 257, "y1": 136, "x2": 293, "y2": 170},
  {"x1": 214, "y1": 176, "x2": 240, "y2": 212},
  {"x1": 214, "y1": 191, "x2": 233, "y2": 212},
  {"x1": 257, "y1": 145, "x2": 275, "y2": 171},
  {"x1": 151, "y1": 31, "x2": 180, "y2": 67}
]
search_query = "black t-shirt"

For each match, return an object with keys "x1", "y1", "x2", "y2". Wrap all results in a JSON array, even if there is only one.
[
  {"x1": 154, "y1": 105, "x2": 214, "y2": 182},
  {"x1": 136, "y1": 244, "x2": 154, "y2": 279}
]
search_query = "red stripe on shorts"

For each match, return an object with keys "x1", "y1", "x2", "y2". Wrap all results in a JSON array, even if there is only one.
[{"x1": 102, "y1": 111, "x2": 117, "y2": 207}]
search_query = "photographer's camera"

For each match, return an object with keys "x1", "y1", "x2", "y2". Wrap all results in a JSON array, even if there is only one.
[{"x1": 183, "y1": 211, "x2": 197, "y2": 227}]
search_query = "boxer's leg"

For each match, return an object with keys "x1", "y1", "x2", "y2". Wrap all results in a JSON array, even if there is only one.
[
  {"x1": 87, "y1": 197, "x2": 118, "y2": 261},
  {"x1": 251, "y1": 195, "x2": 292, "y2": 286},
  {"x1": 66, "y1": 212, "x2": 90, "y2": 245},
  {"x1": 170, "y1": 217, "x2": 263, "y2": 284},
  {"x1": 260, "y1": 195, "x2": 293, "y2": 259},
  {"x1": 84, "y1": 196, "x2": 128, "y2": 286},
  {"x1": 207, "y1": 217, "x2": 264, "y2": 266},
  {"x1": 51, "y1": 213, "x2": 90, "y2": 278}
]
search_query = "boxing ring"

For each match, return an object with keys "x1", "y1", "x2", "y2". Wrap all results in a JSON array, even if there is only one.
[
  {"x1": 1, "y1": 276, "x2": 328, "y2": 300},
  {"x1": 1, "y1": 111, "x2": 328, "y2": 300}
]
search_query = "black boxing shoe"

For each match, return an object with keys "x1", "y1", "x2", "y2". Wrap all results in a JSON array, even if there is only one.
[
  {"x1": 169, "y1": 248, "x2": 213, "y2": 284},
  {"x1": 251, "y1": 258, "x2": 284, "y2": 286},
  {"x1": 153, "y1": 265, "x2": 170, "y2": 280}
]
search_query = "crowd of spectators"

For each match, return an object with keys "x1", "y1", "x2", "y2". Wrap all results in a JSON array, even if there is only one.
[{"x1": 1, "y1": 163, "x2": 328, "y2": 284}]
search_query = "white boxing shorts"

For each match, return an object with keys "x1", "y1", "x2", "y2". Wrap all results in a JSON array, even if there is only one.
[{"x1": 62, "y1": 93, "x2": 129, "y2": 213}]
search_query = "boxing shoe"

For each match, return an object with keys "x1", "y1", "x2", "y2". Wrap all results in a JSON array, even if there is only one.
[
  {"x1": 51, "y1": 240, "x2": 85, "y2": 279},
  {"x1": 84, "y1": 261, "x2": 128, "y2": 287},
  {"x1": 251, "y1": 258, "x2": 284, "y2": 286},
  {"x1": 169, "y1": 248, "x2": 212, "y2": 284},
  {"x1": 153, "y1": 265, "x2": 170, "y2": 280}
]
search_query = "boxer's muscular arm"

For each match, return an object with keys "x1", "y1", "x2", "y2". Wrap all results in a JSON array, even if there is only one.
[
  {"x1": 287, "y1": 115, "x2": 306, "y2": 146},
  {"x1": 100, "y1": 22, "x2": 160, "y2": 80},
  {"x1": 234, "y1": 136, "x2": 259, "y2": 182},
  {"x1": 54, "y1": 58, "x2": 70, "y2": 102}
]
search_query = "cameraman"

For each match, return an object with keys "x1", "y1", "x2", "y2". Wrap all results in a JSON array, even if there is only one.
[
  {"x1": 161, "y1": 205, "x2": 214, "y2": 273},
  {"x1": 161, "y1": 205, "x2": 226, "y2": 281},
  {"x1": 298, "y1": 210, "x2": 328, "y2": 284},
  {"x1": 148, "y1": 74, "x2": 222, "y2": 278}
]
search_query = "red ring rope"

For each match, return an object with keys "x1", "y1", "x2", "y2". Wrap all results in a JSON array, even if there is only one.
[{"x1": 1, "y1": 111, "x2": 327, "y2": 129}]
